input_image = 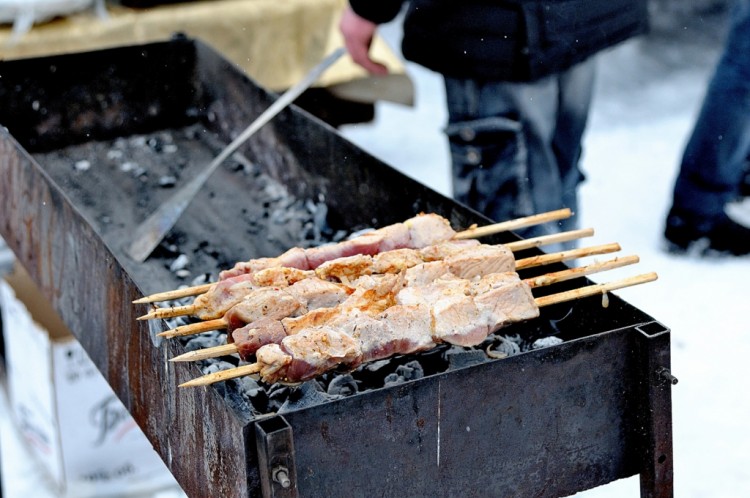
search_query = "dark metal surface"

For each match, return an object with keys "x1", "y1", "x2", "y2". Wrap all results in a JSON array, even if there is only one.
[
  {"x1": 0, "y1": 38, "x2": 674, "y2": 498},
  {"x1": 255, "y1": 417, "x2": 298, "y2": 498}
]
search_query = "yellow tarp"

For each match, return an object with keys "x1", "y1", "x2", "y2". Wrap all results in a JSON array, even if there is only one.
[{"x1": 0, "y1": 0, "x2": 413, "y2": 105}]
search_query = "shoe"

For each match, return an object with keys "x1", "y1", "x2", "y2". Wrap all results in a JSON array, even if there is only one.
[{"x1": 664, "y1": 210, "x2": 750, "y2": 256}]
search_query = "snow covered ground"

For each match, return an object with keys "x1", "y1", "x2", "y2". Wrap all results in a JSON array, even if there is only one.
[{"x1": 339, "y1": 11, "x2": 750, "y2": 498}]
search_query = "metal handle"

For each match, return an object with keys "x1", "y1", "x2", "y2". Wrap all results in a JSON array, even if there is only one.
[{"x1": 125, "y1": 47, "x2": 346, "y2": 262}]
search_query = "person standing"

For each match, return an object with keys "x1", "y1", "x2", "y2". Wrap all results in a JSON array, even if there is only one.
[
  {"x1": 340, "y1": 0, "x2": 648, "y2": 240},
  {"x1": 664, "y1": 0, "x2": 750, "y2": 256}
]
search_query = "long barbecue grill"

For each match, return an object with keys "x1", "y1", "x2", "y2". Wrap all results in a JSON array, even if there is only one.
[{"x1": 0, "y1": 37, "x2": 674, "y2": 497}]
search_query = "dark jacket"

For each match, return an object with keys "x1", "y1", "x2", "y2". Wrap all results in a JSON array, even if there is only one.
[{"x1": 349, "y1": 0, "x2": 649, "y2": 82}]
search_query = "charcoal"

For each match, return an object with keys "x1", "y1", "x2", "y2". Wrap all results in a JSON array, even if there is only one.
[
  {"x1": 279, "y1": 382, "x2": 340, "y2": 413},
  {"x1": 363, "y1": 360, "x2": 391, "y2": 373},
  {"x1": 532, "y1": 336, "x2": 564, "y2": 349},
  {"x1": 183, "y1": 331, "x2": 225, "y2": 352},
  {"x1": 74, "y1": 159, "x2": 91, "y2": 171},
  {"x1": 327, "y1": 374, "x2": 359, "y2": 396},
  {"x1": 169, "y1": 254, "x2": 190, "y2": 272},
  {"x1": 384, "y1": 361, "x2": 425, "y2": 387},
  {"x1": 202, "y1": 360, "x2": 236, "y2": 376},
  {"x1": 445, "y1": 347, "x2": 488, "y2": 370},
  {"x1": 486, "y1": 335, "x2": 522, "y2": 359},
  {"x1": 215, "y1": 379, "x2": 258, "y2": 422},
  {"x1": 159, "y1": 175, "x2": 177, "y2": 188},
  {"x1": 266, "y1": 385, "x2": 291, "y2": 412}
]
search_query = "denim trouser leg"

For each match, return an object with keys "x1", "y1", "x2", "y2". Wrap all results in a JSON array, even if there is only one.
[
  {"x1": 444, "y1": 59, "x2": 595, "y2": 239},
  {"x1": 670, "y1": 0, "x2": 750, "y2": 224}
]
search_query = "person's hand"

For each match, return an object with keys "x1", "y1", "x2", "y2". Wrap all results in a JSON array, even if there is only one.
[{"x1": 339, "y1": 6, "x2": 389, "y2": 76}]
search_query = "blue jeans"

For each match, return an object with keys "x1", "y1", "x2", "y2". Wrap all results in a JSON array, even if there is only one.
[
  {"x1": 669, "y1": 0, "x2": 750, "y2": 225},
  {"x1": 444, "y1": 58, "x2": 596, "y2": 240}
]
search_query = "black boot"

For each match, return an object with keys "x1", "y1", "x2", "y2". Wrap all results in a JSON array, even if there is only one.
[{"x1": 664, "y1": 209, "x2": 750, "y2": 256}]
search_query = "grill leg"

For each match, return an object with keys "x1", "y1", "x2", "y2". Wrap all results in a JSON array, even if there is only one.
[{"x1": 636, "y1": 322, "x2": 675, "y2": 498}]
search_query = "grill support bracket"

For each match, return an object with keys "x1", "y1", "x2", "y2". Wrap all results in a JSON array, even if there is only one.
[
  {"x1": 255, "y1": 416, "x2": 299, "y2": 498},
  {"x1": 635, "y1": 322, "x2": 675, "y2": 498}
]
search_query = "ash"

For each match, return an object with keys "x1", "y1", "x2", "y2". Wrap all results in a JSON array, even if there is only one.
[{"x1": 33, "y1": 124, "x2": 347, "y2": 294}]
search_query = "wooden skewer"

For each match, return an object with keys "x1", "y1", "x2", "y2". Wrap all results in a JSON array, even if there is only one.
[
  {"x1": 169, "y1": 255, "x2": 640, "y2": 363},
  {"x1": 504, "y1": 227, "x2": 592, "y2": 252},
  {"x1": 158, "y1": 318, "x2": 227, "y2": 338},
  {"x1": 139, "y1": 303, "x2": 201, "y2": 321},
  {"x1": 137, "y1": 227, "x2": 594, "y2": 321},
  {"x1": 133, "y1": 283, "x2": 213, "y2": 304},
  {"x1": 523, "y1": 254, "x2": 639, "y2": 288},
  {"x1": 171, "y1": 343, "x2": 240, "y2": 362},
  {"x1": 133, "y1": 208, "x2": 574, "y2": 304},
  {"x1": 514, "y1": 242, "x2": 621, "y2": 270},
  {"x1": 533, "y1": 272, "x2": 658, "y2": 307},
  {"x1": 454, "y1": 208, "x2": 572, "y2": 240},
  {"x1": 178, "y1": 271, "x2": 658, "y2": 387},
  {"x1": 180, "y1": 363, "x2": 262, "y2": 388}
]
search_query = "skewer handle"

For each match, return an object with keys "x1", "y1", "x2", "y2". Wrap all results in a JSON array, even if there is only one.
[
  {"x1": 524, "y1": 255, "x2": 639, "y2": 288},
  {"x1": 535, "y1": 272, "x2": 658, "y2": 308},
  {"x1": 515, "y1": 243, "x2": 621, "y2": 270},
  {"x1": 455, "y1": 208, "x2": 572, "y2": 239},
  {"x1": 505, "y1": 227, "x2": 593, "y2": 252}
]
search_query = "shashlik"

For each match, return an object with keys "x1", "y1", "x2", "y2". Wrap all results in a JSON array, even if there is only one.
[
  {"x1": 193, "y1": 239, "x2": 484, "y2": 320},
  {"x1": 158, "y1": 241, "x2": 518, "y2": 339},
  {"x1": 231, "y1": 271, "x2": 539, "y2": 384},
  {"x1": 133, "y1": 208, "x2": 577, "y2": 305},
  {"x1": 179, "y1": 270, "x2": 658, "y2": 387},
  {"x1": 218, "y1": 212, "x2": 456, "y2": 280}
]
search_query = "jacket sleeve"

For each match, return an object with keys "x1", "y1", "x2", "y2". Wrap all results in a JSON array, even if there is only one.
[{"x1": 349, "y1": 0, "x2": 406, "y2": 24}]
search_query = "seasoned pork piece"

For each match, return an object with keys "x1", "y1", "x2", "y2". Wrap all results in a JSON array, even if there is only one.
[
  {"x1": 265, "y1": 327, "x2": 362, "y2": 383},
  {"x1": 193, "y1": 273, "x2": 258, "y2": 320},
  {"x1": 329, "y1": 305, "x2": 437, "y2": 362},
  {"x1": 248, "y1": 271, "x2": 540, "y2": 383},
  {"x1": 281, "y1": 276, "x2": 399, "y2": 336},
  {"x1": 396, "y1": 275, "x2": 470, "y2": 306},
  {"x1": 232, "y1": 317, "x2": 287, "y2": 356},
  {"x1": 405, "y1": 213, "x2": 457, "y2": 248},
  {"x1": 445, "y1": 244, "x2": 515, "y2": 279},
  {"x1": 230, "y1": 273, "x2": 403, "y2": 359},
  {"x1": 313, "y1": 240, "x2": 481, "y2": 282},
  {"x1": 255, "y1": 344, "x2": 293, "y2": 383},
  {"x1": 417, "y1": 239, "x2": 480, "y2": 261},
  {"x1": 403, "y1": 244, "x2": 514, "y2": 287},
  {"x1": 220, "y1": 213, "x2": 455, "y2": 281},
  {"x1": 252, "y1": 266, "x2": 315, "y2": 287},
  {"x1": 226, "y1": 278, "x2": 351, "y2": 343},
  {"x1": 224, "y1": 287, "x2": 303, "y2": 331},
  {"x1": 472, "y1": 274, "x2": 540, "y2": 332},
  {"x1": 371, "y1": 248, "x2": 426, "y2": 273},
  {"x1": 314, "y1": 254, "x2": 374, "y2": 282},
  {"x1": 397, "y1": 275, "x2": 487, "y2": 346},
  {"x1": 284, "y1": 278, "x2": 352, "y2": 311},
  {"x1": 220, "y1": 246, "x2": 309, "y2": 280}
]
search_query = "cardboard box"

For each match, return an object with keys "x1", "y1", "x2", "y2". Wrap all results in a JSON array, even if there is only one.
[{"x1": 0, "y1": 263, "x2": 179, "y2": 497}]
